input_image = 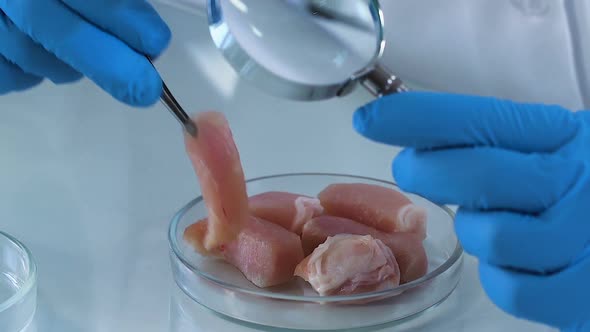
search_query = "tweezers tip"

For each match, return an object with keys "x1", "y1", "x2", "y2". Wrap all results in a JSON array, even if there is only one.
[{"x1": 185, "y1": 121, "x2": 198, "y2": 137}]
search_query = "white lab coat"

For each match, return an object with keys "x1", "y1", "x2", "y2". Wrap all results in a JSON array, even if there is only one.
[
  {"x1": 154, "y1": 0, "x2": 590, "y2": 111},
  {"x1": 379, "y1": 0, "x2": 590, "y2": 111}
]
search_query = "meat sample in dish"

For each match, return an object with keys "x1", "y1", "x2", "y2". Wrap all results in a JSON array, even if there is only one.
[
  {"x1": 301, "y1": 215, "x2": 427, "y2": 283},
  {"x1": 318, "y1": 183, "x2": 427, "y2": 239},
  {"x1": 294, "y1": 234, "x2": 401, "y2": 296},
  {"x1": 184, "y1": 216, "x2": 305, "y2": 288},
  {"x1": 248, "y1": 191, "x2": 324, "y2": 235}
]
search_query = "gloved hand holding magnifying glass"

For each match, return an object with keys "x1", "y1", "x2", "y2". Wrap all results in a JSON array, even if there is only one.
[
  {"x1": 203, "y1": 1, "x2": 590, "y2": 329},
  {"x1": 353, "y1": 91, "x2": 590, "y2": 332}
]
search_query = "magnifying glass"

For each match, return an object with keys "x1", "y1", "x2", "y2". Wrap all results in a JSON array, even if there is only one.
[{"x1": 206, "y1": 0, "x2": 407, "y2": 101}]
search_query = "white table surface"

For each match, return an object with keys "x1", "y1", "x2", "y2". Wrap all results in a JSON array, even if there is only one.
[{"x1": 0, "y1": 3, "x2": 557, "y2": 332}]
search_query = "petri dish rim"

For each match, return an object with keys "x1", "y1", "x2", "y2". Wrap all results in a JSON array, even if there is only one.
[
  {"x1": 0, "y1": 231, "x2": 37, "y2": 313},
  {"x1": 169, "y1": 172, "x2": 463, "y2": 303}
]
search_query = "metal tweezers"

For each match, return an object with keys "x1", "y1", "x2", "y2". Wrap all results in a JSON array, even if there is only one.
[{"x1": 148, "y1": 58, "x2": 198, "y2": 137}]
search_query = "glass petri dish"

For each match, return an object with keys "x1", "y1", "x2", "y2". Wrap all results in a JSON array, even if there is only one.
[
  {"x1": 0, "y1": 231, "x2": 37, "y2": 332},
  {"x1": 169, "y1": 173, "x2": 463, "y2": 331}
]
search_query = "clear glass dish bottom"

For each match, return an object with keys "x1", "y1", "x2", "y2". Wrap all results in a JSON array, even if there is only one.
[
  {"x1": 169, "y1": 173, "x2": 464, "y2": 330},
  {"x1": 0, "y1": 231, "x2": 37, "y2": 332}
]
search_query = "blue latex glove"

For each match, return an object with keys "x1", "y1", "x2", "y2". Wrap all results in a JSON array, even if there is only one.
[
  {"x1": 0, "y1": 0, "x2": 171, "y2": 106},
  {"x1": 353, "y1": 91, "x2": 590, "y2": 331}
]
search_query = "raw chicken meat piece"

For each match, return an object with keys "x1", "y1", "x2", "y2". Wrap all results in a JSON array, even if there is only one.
[
  {"x1": 302, "y1": 215, "x2": 428, "y2": 283},
  {"x1": 184, "y1": 111, "x2": 250, "y2": 251},
  {"x1": 184, "y1": 216, "x2": 305, "y2": 288},
  {"x1": 183, "y1": 218, "x2": 215, "y2": 257},
  {"x1": 248, "y1": 191, "x2": 324, "y2": 234},
  {"x1": 294, "y1": 234, "x2": 400, "y2": 296},
  {"x1": 318, "y1": 183, "x2": 427, "y2": 238}
]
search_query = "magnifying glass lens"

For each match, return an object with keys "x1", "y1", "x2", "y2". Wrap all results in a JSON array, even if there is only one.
[{"x1": 210, "y1": 0, "x2": 381, "y2": 90}]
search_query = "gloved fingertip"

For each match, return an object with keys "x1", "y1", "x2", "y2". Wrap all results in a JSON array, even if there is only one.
[
  {"x1": 453, "y1": 209, "x2": 470, "y2": 249},
  {"x1": 353, "y1": 104, "x2": 373, "y2": 135},
  {"x1": 453, "y1": 209, "x2": 492, "y2": 259},
  {"x1": 391, "y1": 149, "x2": 414, "y2": 191},
  {"x1": 142, "y1": 23, "x2": 172, "y2": 58},
  {"x1": 10, "y1": 75, "x2": 44, "y2": 93},
  {"x1": 353, "y1": 100, "x2": 380, "y2": 136},
  {"x1": 121, "y1": 66, "x2": 163, "y2": 107},
  {"x1": 48, "y1": 70, "x2": 83, "y2": 85},
  {"x1": 0, "y1": 56, "x2": 45, "y2": 93},
  {"x1": 353, "y1": 92, "x2": 420, "y2": 140}
]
